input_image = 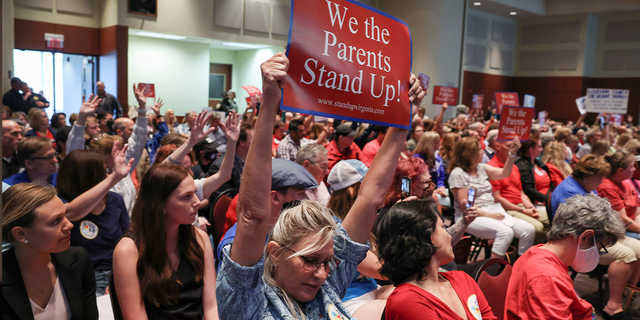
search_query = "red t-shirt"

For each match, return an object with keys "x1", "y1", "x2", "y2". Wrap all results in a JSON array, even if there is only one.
[
  {"x1": 505, "y1": 244, "x2": 595, "y2": 319},
  {"x1": 326, "y1": 140, "x2": 366, "y2": 171},
  {"x1": 534, "y1": 166, "x2": 551, "y2": 196},
  {"x1": 386, "y1": 271, "x2": 497, "y2": 320},
  {"x1": 597, "y1": 178, "x2": 639, "y2": 219},
  {"x1": 37, "y1": 129, "x2": 57, "y2": 150},
  {"x1": 545, "y1": 163, "x2": 565, "y2": 187},
  {"x1": 488, "y1": 156, "x2": 523, "y2": 205},
  {"x1": 362, "y1": 139, "x2": 381, "y2": 167},
  {"x1": 221, "y1": 194, "x2": 239, "y2": 242}
]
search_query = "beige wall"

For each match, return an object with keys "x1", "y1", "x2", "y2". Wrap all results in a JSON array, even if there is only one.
[
  {"x1": 2, "y1": 0, "x2": 14, "y2": 91},
  {"x1": 593, "y1": 10, "x2": 640, "y2": 78},
  {"x1": 13, "y1": 0, "x2": 104, "y2": 28}
]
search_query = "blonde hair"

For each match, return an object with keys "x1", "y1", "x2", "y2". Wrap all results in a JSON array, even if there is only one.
[
  {"x1": 264, "y1": 200, "x2": 337, "y2": 319},
  {"x1": 591, "y1": 139, "x2": 611, "y2": 156},
  {"x1": 623, "y1": 139, "x2": 640, "y2": 155},
  {"x1": 413, "y1": 131, "x2": 440, "y2": 168},
  {"x1": 554, "y1": 127, "x2": 571, "y2": 142},
  {"x1": 542, "y1": 141, "x2": 572, "y2": 178},
  {"x1": 2, "y1": 183, "x2": 58, "y2": 242},
  {"x1": 88, "y1": 134, "x2": 124, "y2": 155},
  {"x1": 28, "y1": 108, "x2": 46, "y2": 131}
]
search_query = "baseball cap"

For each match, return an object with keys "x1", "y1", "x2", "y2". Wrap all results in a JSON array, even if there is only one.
[
  {"x1": 335, "y1": 124, "x2": 357, "y2": 137},
  {"x1": 272, "y1": 158, "x2": 318, "y2": 190},
  {"x1": 193, "y1": 138, "x2": 221, "y2": 155},
  {"x1": 327, "y1": 159, "x2": 368, "y2": 191}
]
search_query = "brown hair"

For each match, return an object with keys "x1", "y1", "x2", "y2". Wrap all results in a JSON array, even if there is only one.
[
  {"x1": 160, "y1": 133, "x2": 188, "y2": 147},
  {"x1": 591, "y1": 139, "x2": 611, "y2": 156},
  {"x1": 2, "y1": 183, "x2": 58, "y2": 242},
  {"x1": 615, "y1": 134, "x2": 632, "y2": 149},
  {"x1": 604, "y1": 150, "x2": 634, "y2": 177},
  {"x1": 308, "y1": 123, "x2": 325, "y2": 140},
  {"x1": 517, "y1": 137, "x2": 539, "y2": 158},
  {"x1": 153, "y1": 144, "x2": 196, "y2": 167},
  {"x1": 130, "y1": 163, "x2": 203, "y2": 307},
  {"x1": 17, "y1": 137, "x2": 52, "y2": 166},
  {"x1": 57, "y1": 150, "x2": 106, "y2": 201},
  {"x1": 88, "y1": 134, "x2": 124, "y2": 155},
  {"x1": 413, "y1": 132, "x2": 440, "y2": 168},
  {"x1": 238, "y1": 123, "x2": 254, "y2": 144},
  {"x1": 449, "y1": 136, "x2": 480, "y2": 173},
  {"x1": 440, "y1": 133, "x2": 460, "y2": 161},
  {"x1": 572, "y1": 154, "x2": 611, "y2": 180},
  {"x1": 554, "y1": 127, "x2": 571, "y2": 142},
  {"x1": 327, "y1": 183, "x2": 361, "y2": 221}
]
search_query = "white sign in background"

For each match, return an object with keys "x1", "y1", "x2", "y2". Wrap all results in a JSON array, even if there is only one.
[
  {"x1": 585, "y1": 88, "x2": 629, "y2": 114},
  {"x1": 524, "y1": 94, "x2": 536, "y2": 108},
  {"x1": 575, "y1": 96, "x2": 587, "y2": 115}
]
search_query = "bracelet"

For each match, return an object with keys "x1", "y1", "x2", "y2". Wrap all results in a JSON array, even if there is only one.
[
  {"x1": 167, "y1": 156, "x2": 180, "y2": 165},
  {"x1": 508, "y1": 152, "x2": 516, "y2": 158},
  {"x1": 137, "y1": 107, "x2": 148, "y2": 113}
]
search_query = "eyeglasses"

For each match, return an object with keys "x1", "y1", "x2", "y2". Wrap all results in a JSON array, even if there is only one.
[
  {"x1": 310, "y1": 161, "x2": 329, "y2": 171},
  {"x1": 598, "y1": 241, "x2": 609, "y2": 256},
  {"x1": 29, "y1": 153, "x2": 58, "y2": 161},
  {"x1": 286, "y1": 248, "x2": 341, "y2": 274}
]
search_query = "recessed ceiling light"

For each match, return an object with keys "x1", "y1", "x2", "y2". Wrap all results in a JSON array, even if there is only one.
[
  {"x1": 134, "y1": 31, "x2": 186, "y2": 40},
  {"x1": 473, "y1": 2, "x2": 481, "y2": 6},
  {"x1": 222, "y1": 42, "x2": 267, "y2": 49},
  {"x1": 510, "y1": 11, "x2": 517, "y2": 15}
]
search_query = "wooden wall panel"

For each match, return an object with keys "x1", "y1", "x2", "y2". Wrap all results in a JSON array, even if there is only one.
[{"x1": 14, "y1": 19, "x2": 100, "y2": 55}]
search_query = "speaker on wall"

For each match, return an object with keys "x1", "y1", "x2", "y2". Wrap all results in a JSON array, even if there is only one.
[{"x1": 129, "y1": 0, "x2": 157, "y2": 17}]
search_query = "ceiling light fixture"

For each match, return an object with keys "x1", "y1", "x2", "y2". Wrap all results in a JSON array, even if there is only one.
[
  {"x1": 473, "y1": 2, "x2": 481, "y2": 6},
  {"x1": 134, "y1": 31, "x2": 186, "y2": 40},
  {"x1": 510, "y1": 11, "x2": 517, "y2": 15},
  {"x1": 221, "y1": 42, "x2": 267, "y2": 49}
]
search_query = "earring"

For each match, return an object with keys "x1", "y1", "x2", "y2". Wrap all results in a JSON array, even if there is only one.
[{"x1": 24, "y1": 240, "x2": 28, "y2": 244}]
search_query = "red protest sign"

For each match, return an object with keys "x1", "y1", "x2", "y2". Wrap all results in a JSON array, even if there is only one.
[
  {"x1": 497, "y1": 106, "x2": 534, "y2": 141},
  {"x1": 495, "y1": 92, "x2": 519, "y2": 114},
  {"x1": 432, "y1": 86, "x2": 459, "y2": 105},
  {"x1": 472, "y1": 94, "x2": 483, "y2": 110},
  {"x1": 282, "y1": 0, "x2": 412, "y2": 129},
  {"x1": 241, "y1": 85, "x2": 262, "y2": 96},
  {"x1": 137, "y1": 83, "x2": 155, "y2": 98}
]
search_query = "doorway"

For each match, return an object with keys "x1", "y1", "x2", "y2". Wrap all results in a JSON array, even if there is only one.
[{"x1": 13, "y1": 49, "x2": 97, "y2": 118}]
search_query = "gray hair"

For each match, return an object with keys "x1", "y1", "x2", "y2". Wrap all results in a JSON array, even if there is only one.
[
  {"x1": 486, "y1": 130, "x2": 498, "y2": 145},
  {"x1": 296, "y1": 144, "x2": 327, "y2": 166},
  {"x1": 469, "y1": 122, "x2": 484, "y2": 131},
  {"x1": 548, "y1": 194, "x2": 625, "y2": 246},
  {"x1": 539, "y1": 132, "x2": 555, "y2": 148},
  {"x1": 456, "y1": 104, "x2": 468, "y2": 115},
  {"x1": 585, "y1": 128, "x2": 600, "y2": 139},
  {"x1": 210, "y1": 112, "x2": 221, "y2": 120}
]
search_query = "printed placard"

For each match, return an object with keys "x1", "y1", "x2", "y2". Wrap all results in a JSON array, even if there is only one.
[
  {"x1": 576, "y1": 96, "x2": 587, "y2": 115},
  {"x1": 497, "y1": 106, "x2": 534, "y2": 141},
  {"x1": 472, "y1": 94, "x2": 483, "y2": 110},
  {"x1": 137, "y1": 83, "x2": 155, "y2": 98},
  {"x1": 609, "y1": 114, "x2": 623, "y2": 126},
  {"x1": 418, "y1": 73, "x2": 430, "y2": 91},
  {"x1": 495, "y1": 92, "x2": 519, "y2": 114},
  {"x1": 585, "y1": 88, "x2": 629, "y2": 114},
  {"x1": 538, "y1": 111, "x2": 546, "y2": 125},
  {"x1": 432, "y1": 86, "x2": 459, "y2": 105},
  {"x1": 524, "y1": 94, "x2": 536, "y2": 108},
  {"x1": 282, "y1": 0, "x2": 413, "y2": 129}
]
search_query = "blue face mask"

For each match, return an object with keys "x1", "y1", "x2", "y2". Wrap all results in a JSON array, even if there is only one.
[{"x1": 571, "y1": 235, "x2": 600, "y2": 273}]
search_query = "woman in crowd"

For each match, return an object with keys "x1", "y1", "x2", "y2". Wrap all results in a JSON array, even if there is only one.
[
  {"x1": 216, "y1": 53, "x2": 424, "y2": 319},
  {"x1": 57, "y1": 149, "x2": 130, "y2": 296},
  {"x1": 598, "y1": 150, "x2": 640, "y2": 240},
  {"x1": 592, "y1": 138, "x2": 612, "y2": 156},
  {"x1": 448, "y1": 137, "x2": 535, "y2": 259},
  {"x1": 50, "y1": 112, "x2": 66, "y2": 130},
  {"x1": 112, "y1": 164, "x2": 217, "y2": 319},
  {"x1": 272, "y1": 120, "x2": 286, "y2": 157},
  {"x1": 516, "y1": 138, "x2": 552, "y2": 205},
  {"x1": 406, "y1": 122, "x2": 424, "y2": 152},
  {"x1": 326, "y1": 159, "x2": 392, "y2": 320},
  {"x1": 624, "y1": 139, "x2": 640, "y2": 155},
  {"x1": 165, "y1": 109, "x2": 178, "y2": 131},
  {"x1": 505, "y1": 194, "x2": 625, "y2": 319},
  {"x1": 26, "y1": 108, "x2": 56, "y2": 144},
  {"x1": 413, "y1": 132, "x2": 448, "y2": 203},
  {"x1": 551, "y1": 154, "x2": 640, "y2": 319},
  {"x1": 439, "y1": 132, "x2": 460, "y2": 175},
  {"x1": 379, "y1": 157, "x2": 435, "y2": 216},
  {"x1": 615, "y1": 134, "x2": 632, "y2": 151},
  {"x1": 375, "y1": 199, "x2": 496, "y2": 320},
  {"x1": 542, "y1": 141, "x2": 572, "y2": 187},
  {"x1": 2, "y1": 183, "x2": 98, "y2": 319}
]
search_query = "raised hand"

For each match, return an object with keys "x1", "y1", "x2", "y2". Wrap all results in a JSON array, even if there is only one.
[
  {"x1": 79, "y1": 94, "x2": 102, "y2": 117},
  {"x1": 110, "y1": 140, "x2": 134, "y2": 179},
  {"x1": 150, "y1": 98, "x2": 164, "y2": 115},
  {"x1": 132, "y1": 83, "x2": 147, "y2": 108},
  {"x1": 260, "y1": 53, "x2": 289, "y2": 109},
  {"x1": 408, "y1": 74, "x2": 425, "y2": 104},
  {"x1": 508, "y1": 138, "x2": 522, "y2": 155},
  {"x1": 220, "y1": 111, "x2": 241, "y2": 143},
  {"x1": 462, "y1": 202, "x2": 477, "y2": 225},
  {"x1": 189, "y1": 111, "x2": 215, "y2": 143}
]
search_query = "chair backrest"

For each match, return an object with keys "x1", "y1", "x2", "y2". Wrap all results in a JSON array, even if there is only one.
[
  {"x1": 211, "y1": 194, "x2": 233, "y2": 243},
  {"x1": 109, "y1": 272, "x2": 124, "y2": 320},
  {"x1": 474, "y1": 258, "x2": 512, "y2": 320},
  {"x1": 545, "y1": 186, "x2": 555, "y2": 226}
]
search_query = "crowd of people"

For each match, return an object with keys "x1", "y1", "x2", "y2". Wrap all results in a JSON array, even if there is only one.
[{"x1": 2, "y1": 52, "x2": 640, "y2": 319}]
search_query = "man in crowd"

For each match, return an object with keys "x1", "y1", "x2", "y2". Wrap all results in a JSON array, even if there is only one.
[
  {"x1": 22, "y1": 82, "x2": 49, "y2": 111},
  {"x1": 96, "y1": 80, "x2": 123, "y2": 118},
  {"x1": 576, "y1": 128, "x2": 602, "y2": 159},
  {"x1": 217, "y1": 90, "x2": 237, "y2": 115},
  {"x1": 489, "y1": 139, "x2": 549, "y2": 242},
  {"x1": 482, "y1": 129, "x2": 498, "y2": 164},
  {"x1": 469, "y1": 122, "x2": 486, "y2": 148},
  {"x1": 206, "y1": 111, "x2": 227, "y2": 153},
  {"x1": 362, "y1": 125, "x2": 387, "y2": 167},
  {"x1": 3, "y1": 137, "x2": 58, "y2": 186},
  {"x1": 296, "y1": 144, "x2": 330, "y2": 205},
  {"x1": 2, "y1": 77, "x2": 28, "y2": 113},
  {"x1": 2, "y1": 119, "x2": 23, "y2": 178},
  {"x1": 208, "y1": 123, "x2": 254, "y2": 198},
  {"x1": 177, "y1": 111, "x2": 197, "y2": 135},
  {"x1": 97, "y1": 112, "x2": 114, "y2": 135},
  {"x1": 327, "y1": 124, "x2": 366, "y2": 170},
  {"x1": 276, "y1": 118, "x2": 316, "y2": 161}
]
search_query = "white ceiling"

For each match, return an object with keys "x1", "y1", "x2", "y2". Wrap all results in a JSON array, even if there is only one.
[
  {"x1": 469, "y1": 0, "x2": 640, "y2": 19},
  {"x1": 127, "y1": 29, "x2": 275, "y2": 51}
]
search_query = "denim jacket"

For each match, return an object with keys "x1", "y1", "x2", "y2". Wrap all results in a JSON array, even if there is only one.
[{"x1": 216, "y1": 223, "x2": 369, "y2": 320}]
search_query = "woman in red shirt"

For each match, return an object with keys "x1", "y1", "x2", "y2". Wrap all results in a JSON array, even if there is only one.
[
  {"x1": 542, "y1": 141, "x2": 572, "y2": 187},
  {"x1": 598, "y1": 151, "x2": 640, "y2": 240},
  {"x1": 25, "y1": 109, "x2": 56, "y2": 148},
  {"x1": 375, "y1": 199, "x2": 496, "y2": 320}
]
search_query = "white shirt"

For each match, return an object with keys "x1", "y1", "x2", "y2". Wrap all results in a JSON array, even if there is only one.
[{"x1": 29, "y1": 276, "x2": 71, "y2": 320}]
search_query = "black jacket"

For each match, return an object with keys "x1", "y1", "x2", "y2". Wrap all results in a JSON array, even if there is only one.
[
  {"x1": 2, "y1": 246, "x2": 98, "y2": 320},
  {"x1": 2, "y1": 152, "x2": 21, "y2": 179},
  {"x1": 208, "y1": 153, "x2": 244, "y2": 199},
  {"x1": 515, "y1": 156, "x2": 552, "y2": 204}
]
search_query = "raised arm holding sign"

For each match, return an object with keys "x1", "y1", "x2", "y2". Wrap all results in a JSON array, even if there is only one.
[
  {"x1": 283, "y1": 0, "x2": 413, "y2": 129},
  {"x1": 495, "y1": 92, "x2": 519, "y2": 114}
]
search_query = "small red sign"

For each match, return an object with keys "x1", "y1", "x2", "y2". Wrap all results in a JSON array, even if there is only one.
[
  {"x1": 497, "y1": 106, "x2": 534, "y2": 141},
  {"x1": 432, "y1": 86, "x2": 459, "y2": 105},
  {"x1": 495, "y1": 92, "x2": 519, "y2": 114},
  {"x1": 137, "y1": 83, "x2": 155, "y2": 98},
  {"x1": 282, "y1": 0, "x2": 413, "y2": 129},
  {"x1": 609, "y1": 114, "x2": 623, "y2": 126},
  {"x1": 472, "y1": 94, "x2": 483, "y2": 110}
]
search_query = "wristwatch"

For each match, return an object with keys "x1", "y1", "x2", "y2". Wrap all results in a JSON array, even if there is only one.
[{"x1": 508, "y1": 152, "x2": 516, "y2": 158}]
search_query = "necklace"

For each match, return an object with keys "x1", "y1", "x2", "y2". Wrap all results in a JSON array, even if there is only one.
[{"x1": 24, "y1": 278, "x2": 44, "y2": 294}]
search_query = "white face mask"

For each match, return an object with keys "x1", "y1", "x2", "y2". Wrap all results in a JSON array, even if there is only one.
[{"x1": 571, "y1": 235, "x2": 600, "y2": 273}]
